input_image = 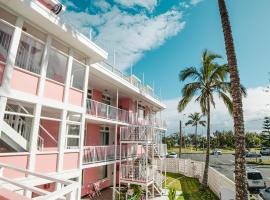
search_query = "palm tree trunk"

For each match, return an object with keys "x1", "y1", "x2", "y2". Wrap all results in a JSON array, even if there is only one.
[
  {"x1": 195, "y1": 124, "x2": 198, "y2": 151},
  {"x1": 218, "y1": 0, "x2": 248, "y2": 199},
  {"x1": 200, "y1": 99, "x2": 210, "y2": 191}
]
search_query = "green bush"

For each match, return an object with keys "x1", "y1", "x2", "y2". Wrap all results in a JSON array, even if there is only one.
[{"x1": 169, "y1": 188, "x2": 177, "y2": 200}]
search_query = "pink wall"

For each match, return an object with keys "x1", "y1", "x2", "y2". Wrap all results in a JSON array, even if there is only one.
[
  {"x1": 0, "y1": 154, "x2": 28, "y2": 179},
  {"x1": 85, "y1": 123, "x2": 100, "y2": 146},
  {"x1": 63, "y1": 152, "x2": 79, "y2": 170},
  {"x1": 32, "y1": 183, "x2": 56, "y2": 198},
  {"x1": 0, "y1": 63, "x2": 4, "y2": 86},
  {"x1": 0, "y1": 188, "x2": 30, "y2": 200},
  {"x1": 39, "y1": 120, "x2": 59, "y2": 151},
  {"x1": 81, "y1": 167, "x2": 111, "y2": 197},
  {"x1": 35, "y1": 153, "x2": 58, "y2": 173},
  {"x1": 92, "y1": 89, "x2": 102, "y2": 101},
  {"x1": 44, "y1": 79, "x2": 64, "y2": 102},
  {"x1": 118, "y1": 98, "x2": 133, "y2": 111},
  {"x1": 10, "y1": 68, "x2": 39, "y2": 95},
  {"x1": 69, "y1": 88, "x2": 83, "y2": 106}
]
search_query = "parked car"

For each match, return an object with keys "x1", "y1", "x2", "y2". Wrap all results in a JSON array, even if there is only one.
[
  {"x1": 246, "y1": 152, "x2": 262, "y2": 158},
  {"x1": 260, "y1": 147, "x2": 270, "y2": 156},
  {"x1": 246, "y1": 168, "x2": 266, "y2": 190},
  {"x1": 210, "y1": 149, "x2": 222, "y2": 155},
  {"x1": 260, "y1": 187, "x2": 270, "y2": 200},
  {"x1": 167, "y1": 152, "x2": 177, "y2": 158},
  {"x1": 232, "y1": 150, "x2": 249, "y2": 156}
]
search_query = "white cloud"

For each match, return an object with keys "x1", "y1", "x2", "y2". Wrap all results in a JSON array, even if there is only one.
[
  {"x1": 61, "y1": 6, "x2": 185, "y2": 70},
  {"x1": 163, "y1": 86, "x2": 270, "y2": 135},
  {"x1": 93, "y1": 0, "x2": 111, "y2": 11},
  {"x1": 190, "y1": 0, "x2": 204, "y2": 6},
  {"x1": 114, "y1": 0, "x2": 157, "y2": 11}
]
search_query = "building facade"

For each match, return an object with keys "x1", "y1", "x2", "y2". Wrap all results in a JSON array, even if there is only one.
[{"x1": 0, "y1": 0, "x2": 167, "y2": 199}]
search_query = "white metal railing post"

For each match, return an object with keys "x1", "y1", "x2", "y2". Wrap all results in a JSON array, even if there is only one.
[
  {"x1": 106, "y1": 104, "x2": 109, "y2": 119},
  {"x1": 95, "y1": 101, "x2": 98, "y2": 117}
]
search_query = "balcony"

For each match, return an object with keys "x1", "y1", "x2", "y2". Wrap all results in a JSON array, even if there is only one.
[
  {"x1": 120, "y1": 164, "x2": 155, "y2": 184},
  {"x1": 83, "y1": 145, "x2": 137, "y2": 165},
  {"x1": 155, "y1": 144, "x2": 168, "y2": 157},
  {"x1": 120, "y1": 126, "x2": 154, "y2": 143}
]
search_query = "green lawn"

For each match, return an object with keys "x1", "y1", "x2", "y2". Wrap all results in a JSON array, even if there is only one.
[{"x1": 165, "y1": 172, "x2": 219, "y2": 200}]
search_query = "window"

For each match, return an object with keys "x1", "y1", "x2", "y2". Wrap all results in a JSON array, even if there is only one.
[
  {"x1": 138, "y1": 104, "x2": 145, "y2": 119},
  {"x1": 0, "y1": 22, "x2": 13, "y2": 63},
  {"x1": 100, "y1": 126, "x2": 109, "y2": 145},
  {"x1": 247, "y1": 172, "x2": 263, "y2": 180},
  {"x1": 87, "y1": 89, "x2": 92, "y2": 99},
  {"x1": 70, "y1": 61, "x2": 85, "y2": 90},
  {"x1": 102, "y1": 95, "x2": 111, "y2": 105},
  {"x1": 15, "y1": 33, "x2": 44, "y2": 74},
  {"x1": 66, "y1": 124, "x2": 80, "y2": 149},
  {"x1": 47, "y1": 48, "x2": 68, "y2": 83},
  {"x1": 98, "y1": 166, "x2": 107, "y2": 180}
]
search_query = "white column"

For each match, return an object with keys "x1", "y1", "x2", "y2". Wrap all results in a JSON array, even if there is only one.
[
  {"x1": 1, "y1": 17, "x2": 24, "y2": 93},
  {"x1": 57, "y1": 49, "x2": 73, "y2": 174},
  {"x1": 113, "y1": 88, "x2": 118, "y2": 200},
  {"x1": 37, "y1": 35, "x2": 52, "y2": 96},
  {"x1": 76, "y1": 61, "x2": 90, "y2": 200},
  {"x1": 0, "y1": 97, "x2": 7, "y2": 133}
]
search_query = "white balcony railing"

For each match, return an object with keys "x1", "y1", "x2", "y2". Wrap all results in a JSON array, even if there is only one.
[
  {"x1": 120, "y1": 165, "x2": 155, "y2": 183},
  {"x1": 155, "y1": 144, "x2": 167, "y2": 157},
  {"x1": 0, "y1": 163, "x2": 79, "y2": 200},
  {"x1": 120, "y1": 126, "x2": 153, "y2": 142},
  {"x1": 83, "y1": 145, "x2": 137, "y2": 164}
]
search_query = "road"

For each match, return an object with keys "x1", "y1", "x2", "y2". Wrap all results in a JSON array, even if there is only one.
[{"x1": 180, "y1": 153, "x2": 270, "y2": 186}]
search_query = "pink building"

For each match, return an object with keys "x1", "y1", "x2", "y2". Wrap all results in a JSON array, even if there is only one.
[{"x1": 0, "y1": 0, "x2": 167, "y2": 199}]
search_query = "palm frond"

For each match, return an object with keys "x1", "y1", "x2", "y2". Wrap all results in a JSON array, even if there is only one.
[
  {"x1": 178, "y1": 95, "x2": 193, "y2": 112},
  {"x1": 218, "y1": 91, "x2": 233, "y2": 115},
  {"x1": 179, "y1": 67, "x2": 202, "y2": 82},
  {"x1": 181, "y1": 82, "x2": 201, "y2": 97}
]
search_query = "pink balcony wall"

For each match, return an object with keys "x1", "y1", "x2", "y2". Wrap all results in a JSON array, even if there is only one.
[
  {"x1": 0, "y1": 154, "x2": 29, "y2": 179},
  {"x1": 85, "y1": 123, "x2": 100, "y2": 146},
  {"x1": 10, "y1": 68, "x2": 39, "y2": 95},
  {"x1": 63, "y1": 152, "x2": 79, "y2": 170},
  {"x1": 81, "y1": 167, "x2": 112, "y2": 197},
  {"x1": 35, "y1": 153, "x2": 58, "y2": 173},
  {"x1": 69, "y1": 88, "x2": 83, "y2": 106},
  {"x1": 44, "y1": 79, "x2": 64, "y2": 102},
  {"x1": 39, "y1": 120, "x2": 59, "y2": 151},
  {"x1": 118, "y1": 98, "x2": 133, "y2": 111},
  {"x1": 92, "y1": 89, "x2": 102, "y2": 101},
  {"x1": 0, "y1": 62, "x2": 4, "y2": 86}
]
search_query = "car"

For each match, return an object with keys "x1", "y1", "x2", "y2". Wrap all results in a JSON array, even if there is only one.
[
  {"x1": 167, "y1": 152, "x2": 177, "y2": 158},
  {"x1": 260, "y1": 187, "x2": 270, "y2": 200},
  {"x1": 232, "y1": 150, "x2": 249, "y2": 156},
  {"x1": 246, "y1": 152, "x2": 262, "y2": 158},
  {"x1": 210, "y1": 149, "x2": 222, "y2": 155},
  {"x1": 246, "y1": 168, "x2": 266, "y2": 190},
  {"x1": 260, "y1": 148, "x2": 270, "y2": 156}
]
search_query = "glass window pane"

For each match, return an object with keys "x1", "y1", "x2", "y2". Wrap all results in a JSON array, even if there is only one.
[
  {"x1": 67, "y1": 124, "x2": 80, "y2": 136},
  {"x1": 0, "y1": 22, "x2": 13, "y2": 63},
  {"x1": 47, "y1": 49, "x2": 68, "y2": 83},
  {"x1": 71, "y1": 61, "x2": 85, "y2": 90},
  {"x1": 15, "y1": 33, "x2": 44, "y2": 74},
  {"x1": 67, "y1": 138, "x2": 79, "y2": 148}
]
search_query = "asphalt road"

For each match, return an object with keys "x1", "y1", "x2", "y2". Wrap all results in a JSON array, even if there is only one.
[{"x1": 180, "y1": 153, "x2": 270, "y2": 187}]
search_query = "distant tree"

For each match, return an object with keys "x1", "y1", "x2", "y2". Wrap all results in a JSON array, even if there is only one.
[
  {"x1": 261, "y1": 117, "x2": 270, "y2": 146},
  {"x1": 185, "y1": 112, "x2": 206, "y2": 151},
  {"x1": 245, "y1": 132, "x2": 261, "y2": 148}
]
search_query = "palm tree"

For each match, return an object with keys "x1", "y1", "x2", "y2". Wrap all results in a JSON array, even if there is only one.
[
  {"x1": 218, "y1": 0, "x2": 248, "y2": 199},
  {"x1": 178, "y1": 49, "x2": 246, "y2": 191},
  {"x1": 185, "y1": 112, "x2": 206, "y2": 151}
]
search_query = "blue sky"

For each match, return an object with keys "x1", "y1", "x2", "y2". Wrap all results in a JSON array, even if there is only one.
[{"x1": 61, "y1": 0, "x2": 270, "y2": 133}]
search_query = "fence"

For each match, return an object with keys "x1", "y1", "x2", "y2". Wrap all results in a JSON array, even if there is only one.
[{"x1": 160, "y1": 158, "x2": 236, "y2": 200}]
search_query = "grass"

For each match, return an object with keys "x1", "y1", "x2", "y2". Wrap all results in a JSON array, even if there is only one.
[{"x1": 164, "y1": 172, "x2": 219, "y2": 200}]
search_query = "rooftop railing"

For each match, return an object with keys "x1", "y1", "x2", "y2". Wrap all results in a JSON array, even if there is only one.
[{"x1": 100, "y1": 61, "x2": 161, "y2": 102}]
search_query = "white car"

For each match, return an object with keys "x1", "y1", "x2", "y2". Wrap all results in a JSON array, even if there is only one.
[
  {"x1": 246, "y1": 168, "x2": 266, "y2": 190},
  {"x1": 167, "y1": 152, "x2": 177, "y2": 158},
  {"x1": 260, "y1": 187, "x2": 270, "y2": 200}
]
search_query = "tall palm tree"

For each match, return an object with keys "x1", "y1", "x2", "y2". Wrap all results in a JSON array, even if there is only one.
[
  {"x1": 185, "y1": 112, "x2": 206, "y2": 151},
  {"x1": 178, "y1": 49, "x2": 246, "y2": 191},
  {"x1": 218, "y1": 1, "x2": 248, "y2": 199}
]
